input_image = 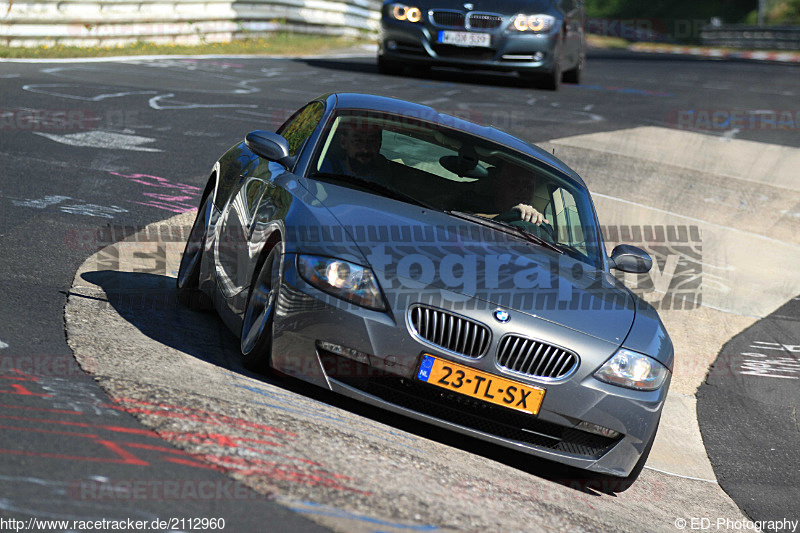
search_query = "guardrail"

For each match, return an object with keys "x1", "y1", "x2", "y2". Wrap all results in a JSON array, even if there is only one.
[
  {"x1": 700, "y1": 25, "x2": 800, "y2": 50},
  {"x1": 0, "y1": 0, "x2": 381, "y2": 47}
]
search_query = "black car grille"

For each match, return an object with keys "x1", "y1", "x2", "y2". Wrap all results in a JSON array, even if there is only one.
[
  {"x1": 432, "y1": 44, "x2": 496, "y2": 59},
  {"x1": 497, "y1": 335, "x2": 579, "y2": 380},
  {"x1": 409, "y1": 305, "x2": 490, "y2": 358},
  {"x1": 467, "y1": 13, "x2": 503, "y2": 29},
  {"x1": 431, "y1": 10, "x2": 466, "y2": 28},
  {"x1": 328, "y1": 364, "x2": 620, "y2": 460}
]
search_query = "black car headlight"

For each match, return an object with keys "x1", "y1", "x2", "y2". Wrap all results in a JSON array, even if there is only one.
[
  {"x1": 297, "y1": 255, "x2": 386, "y2": 311},
  {"x1": 509, "y1": 14, "x2": 556, "y2": 33},
  {"x1": 388, "y1": 3, "x2": 423, "y2": 23},
  {"x1": 594, "y1": 349, "x2": 669, "y2": 391}
]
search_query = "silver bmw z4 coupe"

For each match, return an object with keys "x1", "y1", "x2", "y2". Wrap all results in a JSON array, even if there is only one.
[{"x1": 178, "y1": 92, "x2": 672, "y2": 489}]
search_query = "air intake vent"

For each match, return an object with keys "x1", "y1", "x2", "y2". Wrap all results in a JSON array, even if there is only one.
[
  {"x1": 467, "y1": 13, "x2": 503, "y2": 29},
  {"x1": 497, "y1": 335, "x2": 578, "y2": 380},
  {"x1": 431, "y1": 10, "x2": 466, "y2": 28},
  {"x1": 409, "y1": 305, "x2": 490, "y2": 358}
]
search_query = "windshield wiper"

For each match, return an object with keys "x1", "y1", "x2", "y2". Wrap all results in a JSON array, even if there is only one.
[
  {"x1": 309, "y1": 172, "x2": 436, "y2": 210},
  {"x1": 445, "y1": 210, "x2": 564, "y2": 255}
]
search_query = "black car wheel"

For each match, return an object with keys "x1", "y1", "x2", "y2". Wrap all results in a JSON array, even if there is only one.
[
  {"x1": 240, "y1": 245, "x2": 282, "y2": 373},
  {"x1": 377, "y1": 56, "x2": 405, "y2": 76},
  {"x1": 562, "y1": 51, "x2": 584, "y2": 84},
  {"x1": 176, "y1": 192, "x2": 212, "y2": 310},
  {"x1": 540, "y1": 57, "x2": 562, "y2": 91}
]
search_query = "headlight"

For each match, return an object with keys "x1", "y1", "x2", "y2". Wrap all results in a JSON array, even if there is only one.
[
  {"x1": 510, "y1": 14, "x2": 556, "y2": 33},
  {"x1": 389, "y1": 3, "x2": 423, "y2": 23},
  {"x1": 594, "y1": 349, "x2": 669, "y2": 391},
  {"x1": 297, "y1": 255, "x2": 386, "y2": 311}
]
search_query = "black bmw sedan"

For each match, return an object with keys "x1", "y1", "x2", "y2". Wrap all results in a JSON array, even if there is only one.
[{"x1": 377, "y1": 0, "x2": 586, "y2": 90}]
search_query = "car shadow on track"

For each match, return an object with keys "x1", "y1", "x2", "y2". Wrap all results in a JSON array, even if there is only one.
[
  {"x1": 80, "y1": 268, "x2": 631, "y2": 496},
  {"x1": 295, "y1": 57, "x2": 547, "y2": 91}
]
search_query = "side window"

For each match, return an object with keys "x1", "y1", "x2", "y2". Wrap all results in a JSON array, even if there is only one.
[
  {"x1": 552, "y1": 187, "x2": 586, "y2": 254},
  {"x1": 277, "y1": 102, "x2": 325, "y2": 157}
]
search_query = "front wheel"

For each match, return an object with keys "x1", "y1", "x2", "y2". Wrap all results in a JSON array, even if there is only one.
[
  {"x1": 562, "y1": 52, "x2": 584, "y2": 84},
  {"x1": 240, "y1": 245, "x2": 282, "y2": 373},
  {"x1": 176, "y1": 193, "x2": 212, "y2": 310},
  {"x1": 539, "y1": 59, "x2": 562, "y2": 91}
]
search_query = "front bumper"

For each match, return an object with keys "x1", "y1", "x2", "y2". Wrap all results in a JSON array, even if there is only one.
[
  {"x1": 379, "y1": 17, "x2": 560, "y2": 74},
  {"x1": 270, "y1": 253, "x2": 669, "y2": 477}
]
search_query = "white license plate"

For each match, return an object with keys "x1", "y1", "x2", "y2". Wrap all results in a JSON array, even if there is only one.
[{"x1": 438, "y1": 31, "x2": 491, "y2": 48}]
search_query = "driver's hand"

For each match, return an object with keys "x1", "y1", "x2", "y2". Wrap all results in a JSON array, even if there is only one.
[{"x1": 512, "y1": 204, "x2": 549, "y2": 225}]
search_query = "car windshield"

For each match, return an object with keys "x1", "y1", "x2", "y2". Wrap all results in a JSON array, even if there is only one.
[{"x1": 309, "y1": 110, "x2": 604, "y2": 269}]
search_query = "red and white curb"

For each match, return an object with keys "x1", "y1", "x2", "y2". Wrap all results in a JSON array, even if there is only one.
[{"x1": 629, "y1": 43, "x2": 800, "y2": 63}]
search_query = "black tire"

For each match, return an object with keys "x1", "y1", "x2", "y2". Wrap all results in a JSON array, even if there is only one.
[
  {"x1": 539, "y1": 58, "x2": 562, "y2": 91},
  {"x1": 176, "y1": 193, "x2": 212, "y2": 310},
  {"x1": 240, "y1": 245, "x2": 282, "y2": 374},
  {"x1": 377, "y1": 56, "x2": 404, "y2": 76},
  {"x1": 562, "y1": 51, "x2": 584, "y2": 84}
]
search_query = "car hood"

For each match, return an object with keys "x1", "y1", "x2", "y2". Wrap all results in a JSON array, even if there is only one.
[
  {"x1": 413, "y1": 0, "x2": 556, "y2": 16},
  {"x1": 302, "y1": 181, "x2": 635, "y2": 346}
]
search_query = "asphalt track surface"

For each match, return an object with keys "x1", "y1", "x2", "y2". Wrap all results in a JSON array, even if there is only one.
[{"x1": 0, "y1": 48, "x2": 798, "y2": 531}]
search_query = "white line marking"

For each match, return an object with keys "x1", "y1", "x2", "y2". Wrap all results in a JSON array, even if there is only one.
[
  {"x1": 148, "y1": 93, "x2": 257, "y2": 110},
  {"x1": 22, "y1": 83, "x2": 158, "y2": 101},
  {"x1": 33, "y1": 131, "x2": 163, "y2": 152},
  {"x1": 644, "y1": 466, "x2": 717, "y2": 483},
  {"x1": 721, "y1": 128, "x2": 740, "y2": 141},
  {"x1": 11, "y1": 195, "x2": 71, "y2": 208},
  {"x1": 0, "y1": 340, "x2": 8, "y2": 349},
  {"x1": 592, "y1": 192, "x2": 800, "y2": 248},
  {"x1": 420, "y1": 97, "x2": 450, "y2": 105}
]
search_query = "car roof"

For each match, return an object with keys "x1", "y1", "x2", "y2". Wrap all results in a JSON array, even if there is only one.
[{"x1": 322, "y1": 92, "x2": 586, "y2": 188}]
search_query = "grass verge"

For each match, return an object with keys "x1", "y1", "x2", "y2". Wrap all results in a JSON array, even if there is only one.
[{"x1": 0, "y1": 32, "x2": 374, "y2": 59}]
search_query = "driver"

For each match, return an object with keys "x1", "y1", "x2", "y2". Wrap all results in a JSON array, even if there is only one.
[
  {"x1": 492, "y1": 160, "x2": 549, "y2": 226},
  {"x1": 321, "y1": 122, "x2": 395, "y2": 185}
]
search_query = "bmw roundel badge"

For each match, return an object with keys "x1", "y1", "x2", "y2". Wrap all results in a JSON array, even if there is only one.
[{"x1": 494, "y1": 309, "x2": 510, "y2": 323}]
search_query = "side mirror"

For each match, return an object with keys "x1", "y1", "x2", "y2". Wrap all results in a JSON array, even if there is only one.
[
  {"x1": 609, "y1": 244, "x2": 652, "y2": 273},
  {"x1": 245, "y1": 131, "x2": 291, "y2": 165}
]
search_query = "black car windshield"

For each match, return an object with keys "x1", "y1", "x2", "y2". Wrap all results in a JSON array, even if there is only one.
[{"x1": 308, "y1": 110, "x2": 604, "y2": 269}]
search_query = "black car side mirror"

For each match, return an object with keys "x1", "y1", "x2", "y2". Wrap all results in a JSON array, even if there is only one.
[
  {"x1": 245, "y1": 131, "x2": 291, "y2": 166},
  {"x1": 609, "y1": 244, "x2": 652, "y2": 273}
]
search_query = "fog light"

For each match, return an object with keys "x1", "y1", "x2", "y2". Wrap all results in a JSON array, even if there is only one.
[
  {"x1": 532, "y1": 52, "x2": 544, "y2": 61},
  {"x1": 576, "y1": 421, "x2": 620, "y2": 439},
  {"x1": 386, "y1": 40, "x2": 398, "y2": 51},
  {"x1": 316, "y1": 341, "x2": 371, "y2": 365}
]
